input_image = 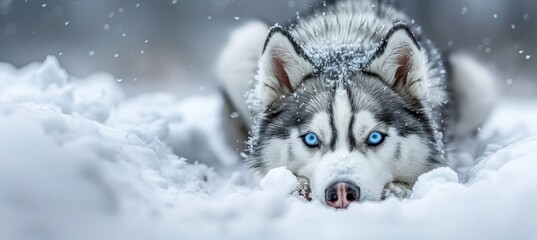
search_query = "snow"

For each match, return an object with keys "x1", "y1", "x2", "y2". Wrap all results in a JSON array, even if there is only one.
[
  {"x1": 1, "y1": 57, "x2": 537, "y2": 240},
  {"x1": 259, "y1": 167, "x2": 297, "y2": 194}
]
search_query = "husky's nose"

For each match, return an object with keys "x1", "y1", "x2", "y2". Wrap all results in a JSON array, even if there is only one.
[{"x1": 325, "y1": 182, "x2": 360, "y2": 209}]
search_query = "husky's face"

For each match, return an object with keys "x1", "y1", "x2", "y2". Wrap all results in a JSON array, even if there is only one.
[{"x1": 249, "y1": 24, "x2": 444, "y2": 208}]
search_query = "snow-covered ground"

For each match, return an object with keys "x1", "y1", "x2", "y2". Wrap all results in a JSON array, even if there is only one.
[{"x1": 1, "y1": 57, "x2": 536, "y2": 240}]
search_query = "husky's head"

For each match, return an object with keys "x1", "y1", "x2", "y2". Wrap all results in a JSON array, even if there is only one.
[{"x1": 248, "y1": 23, "x2": 445, "y2": 208}]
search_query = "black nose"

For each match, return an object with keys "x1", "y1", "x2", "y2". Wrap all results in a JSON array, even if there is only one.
[{"x1": 325, "y1": 182, "x2": 360, "y2": 209}]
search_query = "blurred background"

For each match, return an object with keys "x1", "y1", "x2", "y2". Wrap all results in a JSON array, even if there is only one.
[{"x1": 1, "y1": 0, "x2": 536, "y2": 98}]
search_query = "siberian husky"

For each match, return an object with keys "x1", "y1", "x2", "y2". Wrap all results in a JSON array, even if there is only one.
[{"x1": 218, "y1": 0, "x2": 495, "y2": 208}]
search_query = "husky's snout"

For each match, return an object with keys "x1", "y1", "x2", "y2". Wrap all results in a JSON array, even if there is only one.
[{"x1": 325, "y1": 181, "x2": 360, "y2": 209}]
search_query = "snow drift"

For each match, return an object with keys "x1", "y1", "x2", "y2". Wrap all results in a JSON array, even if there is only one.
[{"x1": 0, "y1": 57, "x2": 536, "y2": 240}]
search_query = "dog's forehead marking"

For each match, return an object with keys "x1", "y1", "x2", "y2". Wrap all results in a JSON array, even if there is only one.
[
  {"x1": 306, "y1": 86, "x2": 383, "y2": 152},
  {"x1": 332, "y1": 88, "x2": 352, "y2": 150}
]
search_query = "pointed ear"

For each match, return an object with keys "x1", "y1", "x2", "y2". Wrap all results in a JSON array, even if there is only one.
[
  {"x1": 255, "y1": 26, "x2": 314, "y2": 106},
  {"x1": 368, "y1": 23, "x2": 428, "y2": 99}
]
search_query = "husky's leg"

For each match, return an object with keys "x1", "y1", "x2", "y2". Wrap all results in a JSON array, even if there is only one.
[
  {"x1": 217, "y1": 21, "x2": 269, "y2": 128},
  {"x1": 381, "y1": 181, "x2": 412, "y2": 200},
  {"x1": 295, "y1": 176, "x2": 312, "y2": 201},
  {"x1": 449, "y1": 54, "x2": 497, "y2": 137}
]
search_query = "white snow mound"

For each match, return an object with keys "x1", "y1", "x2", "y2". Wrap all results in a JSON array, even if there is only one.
[
  {"x1": 0, "y1": 57, "x2": 536, "y2": 240},
  {"x1": 260, "y1": 167, "x2": 297, "y2": 194}
]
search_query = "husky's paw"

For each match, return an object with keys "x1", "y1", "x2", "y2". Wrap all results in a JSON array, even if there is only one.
[
  {"x1": 295, "y1": 176, "x2": 312, "y2": 201},
  {"x1": 381, "y1": 181, "x2": 412, "y2": 200}
]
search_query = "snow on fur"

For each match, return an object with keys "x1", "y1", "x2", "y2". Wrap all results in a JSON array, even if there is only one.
[{"x1": 1, "y1": 57, "x2": 536, "y2": 240}]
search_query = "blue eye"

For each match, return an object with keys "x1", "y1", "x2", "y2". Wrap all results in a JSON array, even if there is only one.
[
  {"x1": 302, "y1": 133, "x2": 319, "y2": 147},
  {"x1": 367, "y1": 131, "x2": 384, "y2": 146}
]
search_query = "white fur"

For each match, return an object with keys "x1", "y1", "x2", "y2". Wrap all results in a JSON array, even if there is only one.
[
  {"x1": 393, "y1": 134, "x2": 431, "y2": 183},
  {"x1": 255, "y1": 32, "x2": 314, "y2": 106},
  {"x1": 332, "y1": 88, "x2": 352, "y2": 148},
  {"x1": 217, "y1": 21, "x2": 269, "y2": 126},
  {"x1": 307, "y1": 112, "x2": 332, "y2": 143},
  {"x1": 449, "y1": 53, "x2": 497, "y2": 137},
  {"x1": 288, "y1": 113, "x2": 331, "y2": 175},
  {"x1": 260, "y1": 138, "x2": 289, "y2": 168},
  {"x1": 353, "y1": 110, "x2": 379, "y2": 137}
]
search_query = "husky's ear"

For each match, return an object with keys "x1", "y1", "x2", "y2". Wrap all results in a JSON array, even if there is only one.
[
  {"x1": 256, "y1": 26, "x2": 314, "y2": 106},
  {"x1": 368, "y1": 23, "x2": 427, "y2": 99}
]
